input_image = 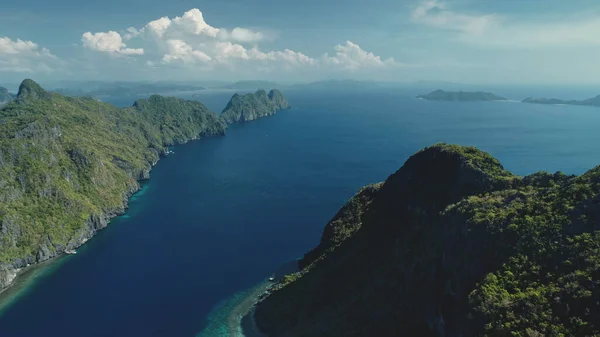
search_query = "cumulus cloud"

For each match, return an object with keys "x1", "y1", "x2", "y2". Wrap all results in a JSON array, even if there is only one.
[
  {"x1": 323, "y1": 41, "x2": 395, "y2": 70},
  {"x1": 162, "y1": 39, "x2": 212, "y2": 63},
  {"x1": 82, "y1": 8, "x2": 310, "y2": 68},
  {"x1": 411, "y1": 0, "x2": 600, "y2": 48},
  {"x1": 219, "y1": 27, "x2": 265, "y2": 43},
  {"x1": 79, "y1": 8, "x2": 396, "y2": 75},
  {"x1": 82, "y1": 31, "x2": 144, "y2": 56},
  {"x1": 0, "y1": 37, "x2": 59, "y2": 73}
]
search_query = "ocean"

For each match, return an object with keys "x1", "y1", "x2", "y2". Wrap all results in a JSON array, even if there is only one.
[{"x1": 1, "y1": 87, "x2": 600, "y2": 336}]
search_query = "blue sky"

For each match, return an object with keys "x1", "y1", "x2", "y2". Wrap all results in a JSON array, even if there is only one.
[{"x1": 2, "y1": 0, "x2": 600, "y2": 85}]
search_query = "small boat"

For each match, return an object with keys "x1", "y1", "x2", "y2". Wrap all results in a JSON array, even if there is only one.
[
  {"x1": 65, "y1": 249, "x2": 77, "y2": 255},
  {"x1": 268, "y1": 277, "x2": 275, "y2": 282}
]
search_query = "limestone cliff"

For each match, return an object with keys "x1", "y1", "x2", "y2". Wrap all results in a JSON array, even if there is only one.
[{"x1": 220, "y1": 89, "x2": 290, "y2": 123}]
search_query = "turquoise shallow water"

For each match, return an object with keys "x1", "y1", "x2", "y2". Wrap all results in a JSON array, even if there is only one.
[{"x1": 2, "y1": 87, "x2": 600, "y2": 336}]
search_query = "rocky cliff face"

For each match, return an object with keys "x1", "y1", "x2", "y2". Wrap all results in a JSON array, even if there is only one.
[
  {"x1": 254, "y1": 144, "x2": 600, "y2": 337},
  {"x1": 220, "y1": 89, "x2": 290, "y2": 124},
  {"x1": 0, "y1": 79, "x2": 227, "y2": 291}
]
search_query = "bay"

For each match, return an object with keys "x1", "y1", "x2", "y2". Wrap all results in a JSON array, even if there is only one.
[{"x1": 1, "y1": 87, "x2": 600, "y2": 336}]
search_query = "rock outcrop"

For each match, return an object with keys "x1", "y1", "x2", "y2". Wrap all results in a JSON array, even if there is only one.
[
  {"x1": 220, "y1": 89, "x2": 290, "y2": 123},
  {"x1": 254, "y1": 144, "x2": 600, "y2": 337}
]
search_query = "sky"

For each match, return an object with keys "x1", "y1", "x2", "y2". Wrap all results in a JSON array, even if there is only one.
[{"x1": 2, "y1": 0, "x2": 600, "y2": 85}]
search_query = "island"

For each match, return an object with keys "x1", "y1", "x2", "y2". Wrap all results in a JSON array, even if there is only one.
[
  {"x1": 523, "y1": 94, "x2": 600, "y2": 107},
  {"x1": 253, "y1": 144, "x2": 600, "y2": 336},
  {"x1": 0, "y1": 79, "x2": 227, "y2": 291},
  {"x1": 220, "y1": 89, "x2": 290, "y2": 124},
  {"x1": 0, "y1": 87, "x2": 14, "y2": 108},
  {"x1": 417, "y1": 89, "x2": 507, "y2": 101}
]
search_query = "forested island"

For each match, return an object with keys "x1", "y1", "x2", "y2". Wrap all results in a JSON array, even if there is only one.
[
  {"x1": 254, "y1": 144, "x2": 600, "y2": 336},
  {"x1": 0, "y1": 79, "x2": 290, "y2": 291},
  {"x1": 523, "y1": 94, "x2": 600, "y2": 107},
  {"x1": 220, "y1": 89, "x2": 290, "y2": 123},
  {"x1": 418, "y1": 90, "x2": 507, "y2": 101}
]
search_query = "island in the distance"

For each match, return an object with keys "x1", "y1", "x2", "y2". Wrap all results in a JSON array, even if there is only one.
[
  {"x1": 417, "y1": 89, "x2": 507, "y2": 101},
  {"x1": 220, "y1": 89, "x2": 290, "y2": 123},
  {"x1": 523, "y1": 94, "x2": 600, "y2": 107}
]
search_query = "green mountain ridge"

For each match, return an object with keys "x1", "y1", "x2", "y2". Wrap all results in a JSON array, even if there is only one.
[
  {"x1": 254, "y1": 144, "x2": 600, "y2": 337},
  {"x1": 418, "y1": 90, "x2": 507, "y2": 102},
  {"x1": 220, "y1": 89, "x2": 290, "y2": 124},
  {"x1": 0, "y1": 79, "x2": 227, "y2": 290}
]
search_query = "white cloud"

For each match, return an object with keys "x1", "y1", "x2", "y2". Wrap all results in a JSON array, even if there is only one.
[
  {"x1": 78, "y1": 8, "x2": 397, "y2": 76},
  {"x1": 218, "y1": 27, "x2": 265, "y2": 43},
  {"x1": 323, "y1": 41, "x2": 395, "y2": 70},
  {"x1": 123, "y1": 27, "x2": 141, "y2": 40},
  {"x1": 0, "y1": 37, "x2": 59, "y2": 73},
  {"x1": 143, "y1": 9, "x2": 220, "y2": 39},
  {"x1": 411, "y1": 0, "x2": 600, "y2": 48},
  {"x1": 172, "y1": 9, "x2": 220, "y2": 37},
  {"x1": 214, "y1": 42, "x2": 250, "y2": 61},
  {"x1": 82, "y1": 31, "x2": 144, "y2": 56},
  {"x1": 145, "y1": 17, "x2": 172, "y2": 38},
  {"x1": 162, "y1": 39, "x2": 212, "y2": 63},
  {"x1": 249, "y1": 48, "x2": 315, "y2": 66}
]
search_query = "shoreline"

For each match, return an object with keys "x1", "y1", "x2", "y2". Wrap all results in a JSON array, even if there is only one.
[
  {"x1": 0, "y1": 137, "x2": 180, "y2": 300},
  {"x1": 0, "y1": 254, "x2": 72, "y2": 315},
  {"x1": 196, "y1": 260, "x2": 299, "y2": 337}
]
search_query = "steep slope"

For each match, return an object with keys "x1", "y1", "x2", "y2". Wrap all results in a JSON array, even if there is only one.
[
  {"x1": 220, "y1": 89, "x2": 290, "y2": 123},
  {"x1": 0, "y1": 80, "x2": 226, "y2": 290},
  {"x1": 0, "y1": 86, "x2": 14, "y2": 108},
  {"x1": 255, "y1": 144, "x2": 600, "y2": 337}
]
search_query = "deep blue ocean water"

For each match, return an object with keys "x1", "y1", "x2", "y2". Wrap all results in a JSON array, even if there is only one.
[{"x1": 2, "y1": 87, "x2": 600, "y2": 336}]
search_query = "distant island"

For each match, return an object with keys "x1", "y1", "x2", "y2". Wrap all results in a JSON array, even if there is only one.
[
  {"x1": 523, "y1": 94, "x2": 600, "y2": 107},
  {"x1": 220, "y1": 89, "x2": 290, "y2": 123},
  {"x1": 417, "y1": 89, "x2": 507, "y2": 101}
]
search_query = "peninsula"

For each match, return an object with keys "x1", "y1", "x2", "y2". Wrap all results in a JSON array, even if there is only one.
[
  {"x1": 220, "y1": 89, "x2": 290, "y2": 123},
  {"x1": 417, "y1": 89, "x2": 507, "y2": 101},
  {"x1": 254, "y1": 144, "x2": 600, "y2": 336},
  {"x1": 0, "y1": 80, "x2": 291, "y2": 291}
]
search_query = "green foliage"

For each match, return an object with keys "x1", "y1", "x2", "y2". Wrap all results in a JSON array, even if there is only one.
[
  {"x1": 220, "y1": 89, "x2": 290, "y2": 123},
  {"x1": 0, "y1": 80, "x2": 226, "y2": 265},
  {"x1": 256, "y1": 144, "x2": 600, "y2": 337}
]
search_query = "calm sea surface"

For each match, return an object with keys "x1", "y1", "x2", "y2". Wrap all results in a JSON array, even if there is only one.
[{"x1": 1, "y1": 87, "x2": 600, "y2": 336}]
